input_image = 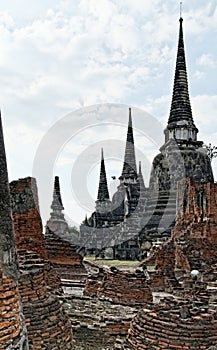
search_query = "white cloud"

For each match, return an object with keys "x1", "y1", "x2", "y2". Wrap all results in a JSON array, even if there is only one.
[
  {"x1": 192, "y1": 95, "x2": 217, "y2": 135},
  {"x1": 193, "y1": 70, "x2": 205, "y2": 80},
  {"x1": 4, "y1": 122, "x2": 44, "y2": 181},
  {"x1": 0, "y1": 11, "x2": 14, "y2": 29},
  {"x1": 0, "y1": 1, "x2": 216, "y2": 224},
  {"x1": 197, "y1": 54, "x2": 217, "y2": 68},
  {"x1": 185, "y1": 2, "x2": 217, "y2": 35}
]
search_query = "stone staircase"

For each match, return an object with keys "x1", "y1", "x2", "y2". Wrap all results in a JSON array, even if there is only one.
[{"x1": 141, "y1": 190, "x2": 177, "y2": 238}]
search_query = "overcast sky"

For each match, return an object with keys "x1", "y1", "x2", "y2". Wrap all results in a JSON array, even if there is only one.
[{"x1": 0, "y1": 0, "x2": 217, "y2": 227}]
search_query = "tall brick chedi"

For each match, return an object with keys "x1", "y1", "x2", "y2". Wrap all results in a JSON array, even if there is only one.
[
  {"x1": 45, "y1": 176, "x2": 83, "y2": 281},
  {"x1": 80, "y1": 108, "x2": 145, "y2": 259},
  {"x1": 140, "y1": 17, "x2": 213, "y2": 242},
  {"x1": 0, "y1": 112, "x2": 29, "y2": 349},
  {"x1": 45, "y1": 176, "x2": 70, "y2": 240}
]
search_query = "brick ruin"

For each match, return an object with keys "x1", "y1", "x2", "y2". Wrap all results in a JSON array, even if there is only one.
[
  {"x1": 2, "y1": 152, "x2": 217, "y2": 350},
  {"x1": 81, "y1": 15, "x2": 214, "y2": 262},
  {"x1": 63, "y1": 292, "x2": 137, "y2": 349},
  {"x1": 17, "y1": 251, "x2": 74, "y2": 350},
  {"x1": 10, "y1": 177, "x2": 62, "y2": 293},
  {"x1": 80, "y1": 112, "x2": 147, "y2": 260},
  {"x1": 0, "y1": 113, "x2": 29, "y2": 350},
  {"x1": 84, "y1": 266, "x2": 152, "y2": 306},
  {"x1": 45, "y1": 176, "x2": 73, "y2": 242},
  {"x1": 117, "y1": 178, "x2": 217, "y2": 349},
  {"x1": 59, "y1": 260, "x2": 152, "y2": 349},
  {"x1": 174, "y1": 178, "x2": 217, "y2": 271},
  {"x1": 92, "y1": 175, "x2": 217, "y2": 350},
  {"x1": 139, "y1": 16, "x2": 213, "y2": 244},
  {"x1": 10, "y1": 177, "x2": 47, "y2": 259},
  {"x1": 124, "y1": 288, "x2": 217, "y2": 350},
  {"x1": 146, "y1": 238, "x2": 180, "y2": 292},
  {"x1": 0, "y1": 273, "x2": 28, "y2": 350},
  {"x1": 1, "y1": 15, "x2": 217, "y2": 350},
  {"x1": 45, "y1": 229, "x2": 83, "y2": 279},
  {"x1": 145, "y1": 178, "x2": 217, "y2": 285},
  {"x1": 45, "y1": 176, "x2": 86, "y2": 286},
  {"x1": 138, "y1": 178, "x2": 217, "y2": 291},
  {"x1": 9, "y1": 176, "x2": 75, "y2": 349}
]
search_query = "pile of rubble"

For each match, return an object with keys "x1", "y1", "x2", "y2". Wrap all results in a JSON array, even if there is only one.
[{"x1": 84, "y1": 266, "x2": 152, "y2": 306}]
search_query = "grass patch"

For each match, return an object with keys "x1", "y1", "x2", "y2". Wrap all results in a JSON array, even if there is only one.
[{"x1": 84, "y1": 256, "x2": 139, "y2": 268}]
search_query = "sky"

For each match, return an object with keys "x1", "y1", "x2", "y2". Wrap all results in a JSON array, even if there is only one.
[{"x1": 0, "y1": 0, "x2": 217, "y2": 228}]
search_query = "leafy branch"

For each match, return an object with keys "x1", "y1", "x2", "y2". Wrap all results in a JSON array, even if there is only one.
[{"x1": 203, "y1": 143, "x2": 217, "y2": 162}]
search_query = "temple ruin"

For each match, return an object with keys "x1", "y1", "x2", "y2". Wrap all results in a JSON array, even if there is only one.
[
  {"x1": 80, "y1": 17, "x2": 213, "y2": 260},
  {"x1": 80, "y1": 110, "x2": 147, "y2": 260},
  {"x1": 1, "y1": 13, "x2": 217, "y2": 350},
  {"x1": 140, "y1": 17, "x2": 213, "y2": 243}
]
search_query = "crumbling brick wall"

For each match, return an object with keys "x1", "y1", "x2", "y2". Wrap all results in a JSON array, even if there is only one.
[
  {"x1": 0, "y1": 272, "x2": 28, "y2": 350},
  {"x1": 9, "y1": 177, "x2": 75, "y2": 349},
  {"x1": 141, "y1": 238, "x2": 179, "y2": 292},
  {"x1": 141, "y1": 180, "x2": 217, "y2": 292},
  {"x1": 84, "y1": 267, "x2": 105, "y2": 297},
  {"x1": 10, "y1": 177, "x2": 62, "y2": 292},
  {"x1": 0, "y1": 116, "x2": 29, "y2": 350},
  {"x1": 18, "y1": 251, "x2": 74, "y2": 350},
  {"x1": 45, "y1": 228, "x2": 84, "y2": 281},
  {"x1": 151, "y1": 238, "x2": 179, "y2": 291},
  {"x1": 10, "y1": 177, "x2": 47, "y2": 259},
  {"x1": 84, "y1": 267, "x2": 152, "y2": 306},
  {"x1": 127, "y1": 290, "x2": 217, "y2": 349},
  {"x1": 45, "y1": 230, "x2": 82, "y2": 266},
  {"x1": 174, "y1": 179, "x2": 217, "y2": 271}
]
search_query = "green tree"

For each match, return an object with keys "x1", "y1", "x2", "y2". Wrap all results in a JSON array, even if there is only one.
[
  {"x1": 67, "y1": 225, "x2": 80, "y2": 243},
  {"x1": 203, "y1": 143, "x2": 217, "y2": 162}
]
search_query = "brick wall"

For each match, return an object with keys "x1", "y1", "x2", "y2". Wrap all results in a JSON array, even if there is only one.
[
  {"x1": 0, "y1": 126, "x2": 29, "y2": 350},
  {"x1": 45, "y1": 231, "x2": 82, "y2": 266},
  {"x1": 9, "y1": 177, "x2": 75, "y2": 349},
  {"x1": 18, "y1": 251, "x2": 74, "y2": 349},
  {"x1": 141, "y1": 180, "x2": 217, "y2": 291},
  {"x1": 10, "y1": 177, "x2": 62, "y2": 294},
  {"x1": 84, "y1": 267, "x2": 152, "y2": 306},
  {"x1": 10, "y1": 177, "x2": 47, "y2": 259},
  {"x1": 174, "y1": 179, "x2": 217, "y2": 271},
  {"x1": 45, "y1": 230, "x2": 84, "y2": 281},
  {"x1": 0, "y1": 272, "x2": 28, "y2": 350},
  {"x1": 141, "y1": 239, "x2": 180, "y2": 292},
  {"x1": 127, "y1": 292, "x2": 217, "y2": 349}
]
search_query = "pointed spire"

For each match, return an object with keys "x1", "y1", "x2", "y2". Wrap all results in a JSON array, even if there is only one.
[
  {"x1": 121, "y1": 108, "x2": 137, "y2": 180},
  {"x1": 84, "y1": 214, "x2": 89, "y2": 226},
  {"x1": 0, "y1": 111, "x2": 18, "y2": 275},
  {"x1": 46, "y1": 176, "x2": 69, "y2": 237},
  {"x1": 97, "y1": 148, "x2": 110, "y2": 201},
  {"x1": 168, "y1": 17, "x2": 196, "y2": 127},
  {"x1": 51, "y1": 176, "x2": 64, "y2": 211}
]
